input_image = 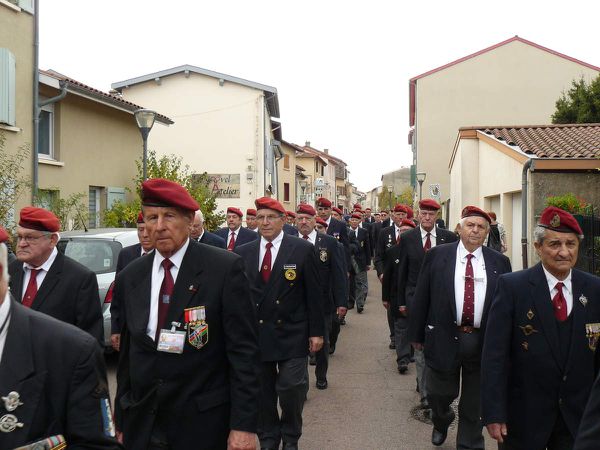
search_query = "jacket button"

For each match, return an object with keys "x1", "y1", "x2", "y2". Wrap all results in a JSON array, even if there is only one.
[
  {"x1": 259, "y1": 320, "x2": 264, "y2": 324},
  {"x1": 562, "y1": 375, "x2": 567, "y2": 382},
  {"x1": 454, "y1": 336, "x2": 458, "y2": 341},
  {"x1": 277, "y1": 319, "x2": 282, "y2": 324},
  {"x1": 256, "y1": 303, "x2": 259, "y2": 307},
  {"x1": 276, "y1": 300, "x2": 280, "y2": 305},
  {"x1": 559, "y1": 398, "x2": 563, "y2": 406},
  {"x1": 150, "y1": 408, "x2": 157, "y2": 415}
]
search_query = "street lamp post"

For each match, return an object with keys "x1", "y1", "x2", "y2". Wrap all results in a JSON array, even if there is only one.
[
  {"x1": 387, "y1": 184, "x2": 393, "y2": 209},
  {"x1": 416, "y1": 172, "x2": 426, "y2": 201},
  {"x1": 134, "y1": 109, "x2": 157, "y2": 181}
]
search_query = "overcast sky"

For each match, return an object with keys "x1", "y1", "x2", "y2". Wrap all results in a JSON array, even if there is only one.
[{"x1": 39, "y1": 0, "x2": 600, "y2": 192}]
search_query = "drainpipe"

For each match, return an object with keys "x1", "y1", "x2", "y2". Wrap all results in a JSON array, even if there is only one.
[{"x1": 521, "y1": 159, "x2": 533, "y2": 269}]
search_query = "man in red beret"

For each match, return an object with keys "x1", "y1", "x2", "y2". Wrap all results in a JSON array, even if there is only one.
[
  {"x1": 331, "y1": 206, "x2": 343, "y2": 221},
  {"x1": 9, "y1": 207, "x2": 104, "y2": 344},
  {"x1": 483, "y1": 206, "x2": 600, "y2": 450},
  {"x1": 235, "y1": 197, "x2": 324, "y2": 450},
  {"x1": 246, "y1": 208, "x2": 258, "y2": 232},
  {"x1": 315, "y1": 217, "x2": 328, "y2": 232},
  {"x1": 348, "y1": 212, "x2": 372, "y2": 314},
  {"x1": 394, "y1": 199, "x2": 458, "y2": 408},
  {"x1": 316, "y1": 198, "x2": 349, "y2": 251},
  {"x1": 114, "y1": 179, "x2": 260, "y2": 450},
  {"x1": 111, "y1": 212, "x2": 156, "y2": 351},
  {"x1": 0, "y1": 224, "x2": 121, "y2": 449},
  {"x1": 215, "y1": 206, "x2": 259, "y2": 251},
  {"x1": 408, "y1": 205, "x2": 511, "y2": 448}
]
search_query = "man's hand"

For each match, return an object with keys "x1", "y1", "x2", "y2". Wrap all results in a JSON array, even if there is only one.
[
  {"x1": 411, "y1": 342, "x2": 424, "y2": 351},
  {"x1": 116, "y1": 431, "x2": 123, "y2": 444},
  {"x1": 227, "y1": 430, "x2": 257, "y2": 450},
  {"x1": 111, "y1": 333, "x2": 121, "y2": 352},
  {"x1": 309, "y1": 336, "x2": 324, "y2": 353},
  {"x1": 378, "y1": 274, "x2": 383, "y2": 283},
  {"x1": 398, "y1": 306, "x2": 407, "y2": 317},
  {"x1": 382, "y1": 301, "x2": 390, "y2": 310},
  {"x1": 486, "y1": 423, "x2": 507, "y2": 443},
  {"x1": 337, "y1": 307, "x2": 347, "y2": 318}
]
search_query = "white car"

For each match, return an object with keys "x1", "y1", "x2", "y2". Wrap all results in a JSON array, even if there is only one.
[{"x1": 57, "y1": 228, "x2": 139, "y2": 350}]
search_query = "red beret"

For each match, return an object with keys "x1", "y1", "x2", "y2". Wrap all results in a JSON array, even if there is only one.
[
  {"x1": 461, "y1": 206, "x2": 492, "y2": 224},
  {"x1": 286, "y1": 211, "x2": 296, "y2": 218},
  {"x1": 538, "y1": 206, "x2": 583, "y2": 235},
  {"x1": 227, "y1": 207, "x2": 243, "y2": 218},
  {"x1": 297, "y1": 204, "x2": 316, "y2": 216},
  {"x1": 406, "y1": 206, "x2": 414, "y2": 219},
  {"x1": 255, "y1": 197, "x2": 286, "y2": 215},
  {"x1": 137, "y1": 212, "x2": 144, "y2": 224},
  {"x1": 0, "y1": 227, "x2": 9, "y2": 243},
  {"x1": 19, "y1": 207, "x2": 60, "y2": 232},
  {"x1": 246, "y1": 208, "x2": 257, "y2": 217},
  {"x1": 332, "y1": 207, "x2": 343, "y2": 215},
  {"x1": 353, "y1": 203, "x2": 361, "y2": 209},
  {"x1": 316, "y1": 217, "x2": 328, "y2": 228},
  {"x1": 141, "y1": 178, "x2": 199, "y2": 212},
  {"x1": 393, "y1": 204, "x2": 408, "y2": 213},
  {"x1": 365, "y1": 208, "x2": 372, "y2": 211},
  {"x1": 400, "y1": 219, "x2": 416, "y2": 229},
  {"x1": 316, "y1": 197, "x2": 332, "y2": 208},
  {"x1": 419, "y1": 199, "x2": 441, "y2": 211},
  {"x1": 351, "y1": 213, "x2": 362, "y2": 220}
]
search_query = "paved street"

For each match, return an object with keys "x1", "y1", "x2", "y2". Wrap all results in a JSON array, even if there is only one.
[{"x1": 107, "y1": 269, "x2": 496, "y2": 449}]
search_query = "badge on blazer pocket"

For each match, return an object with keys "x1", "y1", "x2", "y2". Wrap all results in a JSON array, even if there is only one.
[
  {"x1": 319, "y1": 249, "x2": 328, "y2": 262},
  {"x1": 185, "y1": 306, "x2": 208, "y2": 349},
  {"x1": 586, "y1": 323, "x2": 600, "y2": 351},
  {"x1": 284, "y1": 264, "x2": 297, "y2": 280}
]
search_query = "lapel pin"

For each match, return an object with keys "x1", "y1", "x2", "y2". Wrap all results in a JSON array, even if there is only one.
[
  {"x1": 188, "y1": 285, "x2": 197, "y2": 292},
  {"x1": 1, "y1": 392, "x2": 22, "y2": 412},
  {"x1": 527, "y1": 309, "x2": 534, "y2": 320},
  {"x1": 521, "y1": 341, "x2": 528, "y2": 351},
  {"x1": 580, "y1": 295, "x2": 588, "y2": 307},
  {"x1": 0, "y1": 413, "x2": 23, "y2": 433}
]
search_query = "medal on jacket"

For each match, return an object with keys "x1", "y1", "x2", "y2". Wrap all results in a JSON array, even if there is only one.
[
  {"x1": 586, "y1": 323, "x2": 600, "y2": 351},
  {"x1": 284, "y1": 264, "x2": 297, "y2": 280},
  {"x1": 319, "y1": 249, "x2": 328, "y2": 262},
  {"x1": 0, "y1": 413, "x2": 23, "y2": 433},
  {"x1": 1, "y1": 392, "x2": 23, "y2": 412},
  {"x1": 185, "y1": 306, "x2": 209, "y2": 349}
]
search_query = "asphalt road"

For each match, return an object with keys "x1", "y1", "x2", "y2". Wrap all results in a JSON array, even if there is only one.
[{"x1": 107, "y1": 270, "x2": 496, "y2": 449}]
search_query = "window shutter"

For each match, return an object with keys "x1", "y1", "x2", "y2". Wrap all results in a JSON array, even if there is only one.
[
  {"x1": 18, "y1": 0, "x2": 34, "y2": 13},
  {"x1": 0, "y1": 48, "x2": 16, "y2": 126},
  {"x1": 107, "y1": 187, "x2": 126, "y2": 208}
]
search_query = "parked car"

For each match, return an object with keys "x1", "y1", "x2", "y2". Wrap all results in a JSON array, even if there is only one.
[{"x1": 57, "y1": 228, "x2": 139, "y2": 350}]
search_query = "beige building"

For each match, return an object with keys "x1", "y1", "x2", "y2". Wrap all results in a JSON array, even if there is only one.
[
  {"x1": 278, "y1": 139, "x2": 298, "y2": 211},
  {"x1": 410, "y1": 36, "x2": 600, "y2": 220},
  {"x1": 38, "y1": 70, "x2": 172, "y2": 228},
  {"x1": 450, "y1": 124, "x2": 600, "y2": 270},
  {"x1": 295, "y1": 143, "x2": 329, "y2": 206},
  {"x1": 1, "y1": 0, "x2": 35, "y2": 216},
  {"x1": 111, "y1": 65, "x2": 281, "y2": 216}
]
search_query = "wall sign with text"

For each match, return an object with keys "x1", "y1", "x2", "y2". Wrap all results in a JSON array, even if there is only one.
[{"x1": 207, "y1": 174, "x2": 240, "y2": 198}]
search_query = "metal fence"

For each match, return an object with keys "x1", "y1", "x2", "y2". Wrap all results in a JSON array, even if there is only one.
[{"x1": 577, "y1": 211, "x2": 600, "y2": 277}]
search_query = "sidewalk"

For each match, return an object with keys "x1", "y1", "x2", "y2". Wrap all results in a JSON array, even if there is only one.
[{"x1": 301, "y1": 270, "x2": 496, "y2": 450}]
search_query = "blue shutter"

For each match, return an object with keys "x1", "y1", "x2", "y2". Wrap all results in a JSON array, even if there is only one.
[{"x1": 0, "y1": 48, "x2": 16, "y2": 126}]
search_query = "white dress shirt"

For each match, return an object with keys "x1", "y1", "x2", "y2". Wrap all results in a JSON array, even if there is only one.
[
  {"x1": 259, "y1": 231, "x2": 285, "y2": 271},
  {"x1": 454, "y1": 242, "x2": 487, "y2": 327},
  {"x1": 0, "y1": 293, "x2": 11, "y2": 363},
  {"x1": 147, "y1": 239, "x2": 190, "y2": 339},
  {"x1": 21, "y1": 247, "x2": 59, "y2": 300},
  {"x1": 350, "y1": 227, "x2": 360, "y2": 239},
  {"x1": 420, "y1": 226, "x2": 437, "y2": 249},
  {"x1": 196, "y1": 230, "x2": 205, "y2": 242},
  {"x1": 298, "y1": 229, "x2": 317, "y2": 245},
  {"x1": 228, "y1": 227, "x2": 241, "y2": 245},
  {"x1": 542, "y1": 265, "x2": 573, "y2": 316}
]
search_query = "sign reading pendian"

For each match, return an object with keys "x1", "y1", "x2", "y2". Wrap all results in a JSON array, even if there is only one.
[{"x1": 207, "y1": 174, "x2": 240, "y2": 198}]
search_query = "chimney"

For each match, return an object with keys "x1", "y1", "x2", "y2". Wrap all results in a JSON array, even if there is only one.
[
  {"x1": 324, "y1": 148, "x2": 329, "y2": 154},
  {"x1": 305, "y1": 141, "x2": 310, "y2": 147}
]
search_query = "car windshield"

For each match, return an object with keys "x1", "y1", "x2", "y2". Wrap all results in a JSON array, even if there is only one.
[{"x1": 57, "y1": 239, "x2": 122, "y2": 274}]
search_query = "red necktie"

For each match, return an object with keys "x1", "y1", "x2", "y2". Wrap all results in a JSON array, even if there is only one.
[
  {"x1": 22, "y1": 269, "x2": 40, "y2": 308},
  {"x1": 155, "y1": 259, "x2": 174, "y2": 341},
  {"x1": 227, "y1": 232, "x2": 236, "y2": 251},
  {"x1": 461, "y1": 254, "x2": 475, "y2": 326},
  {"x1": 424, "y1": 232, "x2": 432, "y2": 251},
  {"x1": 553, "y1": 282, "x2": 568, "y2": 322},
  {"x1": 395, "y1": 229, "x2": 400, "y2": 244},
  {"x1": 261, "y1": 243, "x2": 273, "y2": 283},
  {"x1": 302, "y1": 235, "x2": 309, "y2": 240}
]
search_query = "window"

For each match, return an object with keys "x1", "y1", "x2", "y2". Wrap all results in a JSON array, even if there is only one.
[
  {"x1": 283, "y1": 154, "x2": 290, "y2": 169},
  {"x1": 0, "y1": 48, "x2": 16, "y2": 126},
  {"x1": 315, "y1": 161, "x2": 319, "y2": 173},
  {"x1": 38, "y1": 103, "x2": 54, "y2": 158},
  {"x1": 89, "y1": 186, "x2": 101, "y2": 228},
  {"x1": 284, "y1": 183, "x2": 290, "y2": 202}
]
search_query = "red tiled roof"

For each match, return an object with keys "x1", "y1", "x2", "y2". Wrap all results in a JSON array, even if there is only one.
[
  {"x1": 40, "y1": 70, "x2": 173, "y2": 125},
  {"x1": 476, "y1": 124, "x2": 600, "y2": 158}
]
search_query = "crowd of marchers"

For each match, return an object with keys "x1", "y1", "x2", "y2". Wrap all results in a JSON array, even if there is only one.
[{"x1": 1, "y1": 180, "x2": 600, "y2": 450}]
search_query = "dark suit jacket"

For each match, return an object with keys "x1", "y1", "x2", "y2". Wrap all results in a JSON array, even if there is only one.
[
  {"x1": 574, "y1": 370, "x2": 600, "y2": 450},
  {"x1": 9, "y1": 252, "x2": 104, "y2": 345},
  {"x1": 482, "y1": 264, "x2": 600, "y2": 449},
  {"x1": 283, "y1": 223, "x2": 297, "y2": 235},
  {"x1": 382, "y1": 244, "x2": 401, "y2": 308},
  {"x1": 114, "y1": 240, "x2": 260, "y2": 450},
  {"x1": 348, "y1": 227, "x2": 371, "y2": 272},
  {"x1": 235, "y1": 233, "x2": 325, "y2": 362},
  {"x1": 313, "y1": 232, "x2": 348, "y2": 313},
  {"x1": 374, "y1": 225, "x2": 397, "y2": 275},
  {"x1": 215, "y1": 226, "x2": 259, "y2": 250},
  {"x1": 0, "y1": 299, "x2": 120, "y2": 449},
  {"x1": 326, "y1": 216, "x2": 349, "y2": 250},
  {"x1": 112, "y1": 243, "x2": 146, "y2": 334},
  {"x1": 408, "y1": 242, "x2": 511, "y2": 372},
  {"x1": 199, "y1": 230, "x2": 226, "y2": 249},
  {"x1": 396, "y1": 226, "x2": 458, "y2": 310}
]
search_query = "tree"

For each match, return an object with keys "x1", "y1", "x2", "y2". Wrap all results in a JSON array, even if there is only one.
[
  {"x1": 552, "y1": 75, "x2": 600, "y2": 124},
  {"x1": 103, "y1": 150, "x2": 225, "y2": 230},
  {"x1": 34, "y1": 190, "x2": 89, "y2": 231},
  {"x1": 377, "y1": 186, "x2": 414, "y2": 210},
  {"x1": 0, "y1": 132, "x2": 31, "y2": 232}
]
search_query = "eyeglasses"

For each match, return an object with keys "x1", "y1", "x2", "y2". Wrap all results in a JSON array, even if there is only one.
[
  {"x1": 16, "y1": 233, "x2": 52, "y2": 244},
  {"x1": 255, "y1": 214, "x2": 283, "y2": 223}
]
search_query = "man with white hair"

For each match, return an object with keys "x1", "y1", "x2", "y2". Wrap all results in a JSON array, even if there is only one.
[
  {"x1": 409, "y1": 206, "x2": 511, "y2": 448},
  {"x1": 0, "y1": 226, "x2": 121, "y2": 448},
  {"x1": 191, "y1": 209, "x2": 226, "y2": 248}
]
